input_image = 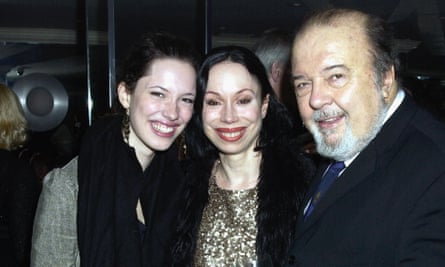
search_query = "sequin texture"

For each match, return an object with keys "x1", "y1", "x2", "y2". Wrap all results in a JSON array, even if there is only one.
[{"x1": 194, "y1": 176, "x2": 258, "y2": 266}]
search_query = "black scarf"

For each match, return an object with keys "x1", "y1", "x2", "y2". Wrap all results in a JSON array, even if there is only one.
[{"x1": 77, "y1": 115, "x2": 185, "y2": 266}]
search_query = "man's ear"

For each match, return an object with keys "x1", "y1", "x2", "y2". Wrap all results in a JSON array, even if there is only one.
[
  {"x1": 382, "y1": 65, "x2": 396, "y2": 100},
  {"x1": 117, "y1": 82, "x2": 131, "y2": 109},
  {"x1": 271, "y1": 62, "x2": 282, "y2": 82}
]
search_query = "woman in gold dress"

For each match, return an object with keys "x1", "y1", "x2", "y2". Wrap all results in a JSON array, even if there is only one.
[{"x1": 172, "y1": 46, "x2": 314, "y2": 266}]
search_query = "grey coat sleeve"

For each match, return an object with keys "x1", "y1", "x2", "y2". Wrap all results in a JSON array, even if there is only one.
[{"x1": 30, "y1": 157, "x2": 80, "y2": 267}]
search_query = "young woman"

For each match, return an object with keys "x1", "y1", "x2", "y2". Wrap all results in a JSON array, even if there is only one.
[
  {"x1": 31, "y1": 32, "x2": 199, "y2": 267},
  {"x1": 172, "y1": 46, "x2": 314, "y2": 266}
]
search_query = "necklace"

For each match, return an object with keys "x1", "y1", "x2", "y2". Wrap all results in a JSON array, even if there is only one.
[{"x1": 213, "y1": 159, "x2": 259, "y2": 191}]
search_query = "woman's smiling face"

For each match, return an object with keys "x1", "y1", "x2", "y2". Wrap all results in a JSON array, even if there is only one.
[
  {"x1": 118, "y1": 58, "x2": 196, "y2": 154},
  {"x1": 202, "y1": 61, "x2": 268, "y2": 155}
]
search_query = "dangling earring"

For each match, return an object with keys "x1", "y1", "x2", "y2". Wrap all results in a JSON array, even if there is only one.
[
  {"x1": 182, "y1": 134, "x2": 187, "y2": 157},
  {"x1": 178, "y1": 133, "x2": 187, "y2": 160},
  {"x1": 122, "y1": 109, "x2": 130, "y2": 143}
]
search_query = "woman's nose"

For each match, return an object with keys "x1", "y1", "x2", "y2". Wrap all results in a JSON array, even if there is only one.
[
  {"x1": 162, "y1": 101, "x2": 179, "y2": 120},
  {"x1": 221, "y1": 103, "x2": 238, "y2": 123}
]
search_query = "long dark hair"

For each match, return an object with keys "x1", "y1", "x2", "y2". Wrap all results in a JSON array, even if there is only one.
[
  {"x1": 184, "y1": 45, "x2": 295, "y2": 160},
  {"x1": 172, "y1": 46, "x2": 306, "y2": 266}
]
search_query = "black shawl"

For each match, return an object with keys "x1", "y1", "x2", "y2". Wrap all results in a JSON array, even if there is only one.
[
  {"x1": 77, "y1": 115, "x2": 186, "y2": 266},
  {"x1": 0, "y1": 149, "x2": 40, "y2": 267},
  {"x1": 172, "y1": 139, "x2": 315, "y2": 266}
]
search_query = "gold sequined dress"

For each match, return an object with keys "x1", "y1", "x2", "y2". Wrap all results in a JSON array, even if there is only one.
[{"x1": 194, "y1": 175, "x2": 258, "y2": 266}]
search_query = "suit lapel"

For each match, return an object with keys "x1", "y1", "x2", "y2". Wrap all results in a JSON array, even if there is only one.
[
  {"x1": 305, "y1": 146, "x2": 377, "y2": 227},
  {"x1": 302, "y1": 160, "x2": 329, "y2": 209},
  {"x1": 295, "y1": 161, "x2": 327, "y2": 235}
]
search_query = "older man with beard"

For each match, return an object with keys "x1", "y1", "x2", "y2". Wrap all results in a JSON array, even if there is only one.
[{"x1": 285, "y1": 8, "x2": 445, "y2": 267}]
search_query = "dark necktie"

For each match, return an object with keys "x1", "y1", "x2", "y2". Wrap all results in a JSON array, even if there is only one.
[{"x1": 304, "y1": 161, "x2": 345, "y2": 220}]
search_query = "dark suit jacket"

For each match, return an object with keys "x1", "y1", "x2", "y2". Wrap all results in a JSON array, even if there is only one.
[{"x1": 285, "y1": 94, "x2": 445, "y2": 266}]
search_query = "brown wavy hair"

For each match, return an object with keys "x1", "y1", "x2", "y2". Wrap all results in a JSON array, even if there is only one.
[{"x1": 0, "y1": 83, "x2": 28, "y2": 150}]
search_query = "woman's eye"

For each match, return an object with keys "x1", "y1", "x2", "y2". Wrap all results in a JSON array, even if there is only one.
[
  {"x1": 182, "y1": 97, "x2": 194, "y2": 104},
  {"x1": 150, "y1": 91, "x2": 164, "y2": 98},
  {"x1": 205, "y1": 99, "x2": 219, "y2": 106},
  {"x1": 238, "y1": 98, "x2": 252, "y2": 104}
]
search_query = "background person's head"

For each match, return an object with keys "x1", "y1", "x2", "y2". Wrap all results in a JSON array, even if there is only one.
[
  {"x1": 0, "y1": 83, "x2": 28, "y2": 151},
  {"x1": 115, "y1": 32, "x2": 199, "y2": 154},
  {"x1": 252, "y1": 29, "x2": 292, "y2": 99},
  {"x1": 292, "y1": 8, "x2": 400, "y2": 161},
  {"x1": 186, "y1": 45, "x2": 295, "y2": 160}
]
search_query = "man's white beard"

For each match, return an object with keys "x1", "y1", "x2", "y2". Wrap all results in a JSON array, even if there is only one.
[{"x1": 309, "y1": 95, "x2": 388, "y2": 162}]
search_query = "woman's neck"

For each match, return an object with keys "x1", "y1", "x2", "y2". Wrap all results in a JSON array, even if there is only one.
[
  {"x1": 127, "y1": 130, "x2": 155, "y2": 170},
  {"x1": 135, "y1": 150, "x2": 155, "y2": 170},
  {"x1": 214, "y1": 151, "x2": 262, "y2": 190}
]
